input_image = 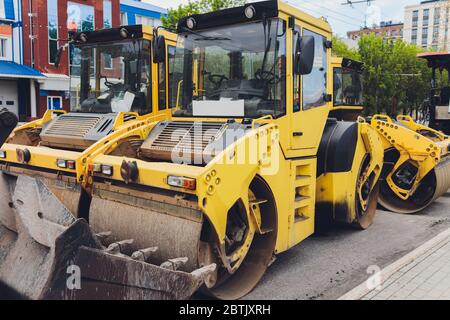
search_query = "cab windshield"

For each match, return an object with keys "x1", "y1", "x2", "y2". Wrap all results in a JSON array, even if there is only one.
[
  {"x1": 333, "y1": 66, "x2": 363, "y2": 106},
  {"x1": 171, "y1": 18, "x2": 286, "y2": 118},
  {"x1": 70, "y1": 39, "x2": 151, "y2": 114}
]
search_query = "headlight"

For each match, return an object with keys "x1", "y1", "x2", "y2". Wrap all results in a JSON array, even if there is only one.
[
  {"x1": 56, "y1": 159, "x2": 67, "y2": 168},
  {"x1": 102, "y1": 165, "x2": 114, "y2": 176},
  {"x1": 167, "y1": 175, "x2": 196, "y2": 190},
  {"x1": 79, "y1": 33, "x2": 88, "y2": 43},
  {"x1": 120, "y1": 28, "x2": 129, "y2": 38},
  {"x1": 57, "y1": 159, "x2": 76, "y2": 170},
  {"x1": 186, "y1": 17, "x2": 196, "y2": 29},
  {"x1": 0, "y1": 150, "x2": 6, "y2": 159},
  {"x1": 244, "y1": 5, "x2": 255, "y2": 19},
  {"x1": 89, "y1": 163, "x2": 113, "y2": 176}
]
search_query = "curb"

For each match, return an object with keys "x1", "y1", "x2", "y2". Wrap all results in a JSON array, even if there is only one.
[{"x1": 339, "y1": 227, "x2": 450, "y2": 300}]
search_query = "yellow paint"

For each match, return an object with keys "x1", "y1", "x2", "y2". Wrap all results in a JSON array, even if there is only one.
[{"x1": 370, "y1": 114, "x2": 445, "y2": 200}]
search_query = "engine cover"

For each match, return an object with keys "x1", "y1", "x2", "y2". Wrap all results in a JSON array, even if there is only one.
[
  {"x1": 139, "y1": 121, "x2": 251, "y2": 164},
  {"x1": 39, "y1": 113, "x2": 130, "y2": 150}
]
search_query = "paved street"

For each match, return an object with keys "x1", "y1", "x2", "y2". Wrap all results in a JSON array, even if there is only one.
[{"x1": 244, "y1": 192, "x2": 450, "y2": 300}]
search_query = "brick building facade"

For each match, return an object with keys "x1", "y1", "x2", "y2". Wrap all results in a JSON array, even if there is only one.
[{"x1": 22, "y1": 0, "x2": 121, "y2": 117}]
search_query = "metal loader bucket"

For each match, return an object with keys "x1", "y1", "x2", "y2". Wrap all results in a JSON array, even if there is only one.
[{"x1": 0, "y1": 175, "x2": 215, "y2": 300}]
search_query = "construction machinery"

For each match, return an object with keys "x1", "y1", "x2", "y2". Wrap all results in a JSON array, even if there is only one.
[
  {"x1": 0, "y1": 25, "x2": 216, "y2": 299},
  {"x1": 331, "y1": 57, "x2": 364, "y2": 121},
  {"x1": 331, "y1": 56, "x2": 450, "y2": 214},
  {"x1": 370, "y1": 114, "x2": 450, "y2": 214},
  {"x1": 418, "y1": 52, "x2": 450, "y2": 135},
  {"x1": 0, "y1": 0, "x2": 448, "y2": 301},
  {"x1": 71, "y1": 0, "x2": 382, "y2": 299}
]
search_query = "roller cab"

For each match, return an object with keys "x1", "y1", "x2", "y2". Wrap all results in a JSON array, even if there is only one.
[
  {"x1": 330, "y1": 57, "x2": 364, "y2": 121},
  {"x1": 418, "y1": 52, "x2": 450, "y2": 135}
]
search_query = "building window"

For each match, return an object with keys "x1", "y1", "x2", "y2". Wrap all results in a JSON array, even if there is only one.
[
  {"x1": 103, "y1": 0, "x2": 112, "y2": 29},
  {"x1": 120, "y1": 12, "x2": 128, "y2": 25},
  {"x1": 0, "y1": 38, "x2": 7, "y2": 59},
  {"x1": 422, "y1": 27, "x2": 428, "y2": 45},
  {"x1": 103, "y1": 53, "x2": 112, "y2": 70},
  {"x1": 47, "y1": 96, "x2": 63, "y2": 110},
  {"x1": 48, "y1": 0, "x2": 59, "y2": 64},
  {"x1": 411, "y1": 28, "x2": 417, "y2": 44},
  {"x1": 136, "y1": 15, "x2": 155, "y2": 27},
  {"x1": 412, "y1": 10, "x2": 419, "y2": 28},
  {"x1": 434, "y1": 7, "x2": 440, "y2": 25},
  {"x1": 433, "y1": 26, "x2": 439, "y2": 43},
  {"x1": 423, "y1": 9, "x2": 429, "y2": 26},
  {"x1": 68, "y1": 2, "x2": 95, "y2": 76},
  {"x1": 67, "y1": 2, "x2": 95, "y2": 33}
]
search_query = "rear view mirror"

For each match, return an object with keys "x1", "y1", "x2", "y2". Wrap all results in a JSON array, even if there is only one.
[
  {"x1": 54, "y1": 46, "x2": 64, "y2": 68},
  {"x1": 294, "y1": 35, "x2": 315, "y2": 75},
  {"x1": 152, "y1": 35, "x2": 166, "y2": 64}
]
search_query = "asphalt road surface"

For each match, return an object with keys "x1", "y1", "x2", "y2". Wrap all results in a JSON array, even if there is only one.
[{"x1": 244, "y1": 191, "x2": 450, "y2": 300}]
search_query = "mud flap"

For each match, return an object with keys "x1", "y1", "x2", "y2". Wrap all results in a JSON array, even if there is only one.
[{"x1": 0, "y1": 175, "x2": 215, "y2": 300}]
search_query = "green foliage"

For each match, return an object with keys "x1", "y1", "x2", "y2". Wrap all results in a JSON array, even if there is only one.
[
  {"x1": 334, "y1": 34, "x2": 432, "y2": 116},
  {"x1": 332, "y1": 36, "x2": 360, "y2": 61},
  {"x1": 162, "y1": 0, "x2": 246, "y2": 29}
]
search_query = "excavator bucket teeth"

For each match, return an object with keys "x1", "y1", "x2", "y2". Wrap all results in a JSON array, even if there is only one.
[{"x1": 0, "y1": 175, "x2": 214, "y2": 300}]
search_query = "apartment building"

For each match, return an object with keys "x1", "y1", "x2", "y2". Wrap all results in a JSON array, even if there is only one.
[
  {"x1": 347, "y1": 21, "x2": 404, "y2": 41},
  {"x1": 120, "y1": 0, "x2": 167, "y2": 27},
  {"x1": 403, "y1": 0, "x2": 450, "y2": 50},
  {"x1": 0, "y1": 0, "x2": 45, "y2": 121}
]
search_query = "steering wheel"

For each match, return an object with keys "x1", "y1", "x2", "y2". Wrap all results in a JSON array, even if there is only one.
[
  {"x1": 100, "y1": 75, "x2": 115, "y2": 89},
  {"x1": 208, "y1": 74, "x2": 229, "y2": 90},
  {"x1": 255, "y1": 69, "x2": 280, "y2": 85}
]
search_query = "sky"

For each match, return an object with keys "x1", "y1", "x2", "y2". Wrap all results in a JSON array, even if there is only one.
[{"x1": 144, "y1": 0, "x2": 417, "y2": 36}]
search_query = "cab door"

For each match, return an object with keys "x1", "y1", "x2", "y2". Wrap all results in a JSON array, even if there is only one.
[{"x1": 290, "y1": 24, "x2": 331, "y2": 152}]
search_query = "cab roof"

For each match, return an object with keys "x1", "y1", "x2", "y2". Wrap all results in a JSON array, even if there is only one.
[{"x1": 177, "y1": 0, "x2": 331, "y2": 35}]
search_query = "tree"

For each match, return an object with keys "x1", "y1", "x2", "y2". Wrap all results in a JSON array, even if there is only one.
[
  {"x1": 358, "y1": 34, "x2": 430, "y2": 116},
  {"x1": 332, "y1": 36, "x2": 360, "y2": 61},
  {"x1": 162, "y1": 0, "x2": 246, "y2": 29},
  {"x1": 333, "y1": 34, "x2": 431, "y2": 117}
]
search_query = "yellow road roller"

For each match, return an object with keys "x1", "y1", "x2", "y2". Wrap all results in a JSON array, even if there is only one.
[
  {"x1": 330, "y1": 56, "x2": 450, "y2": 214},
  {"x1": 2, "y1": 0, "x2": 445, "y2": 300},
  {"x1": 370, "y1": 114, "x2": 450, "y2": 214},
  {"x1": 0, "y1": 26, "x2": 217, "y2": 299},
  {"x1": 0, "y1": 1, "x2": 384, "y2": 299},
  {"x1": 78, "y1": 0, "x2": 383, "y2": 299}
]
